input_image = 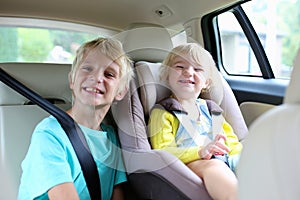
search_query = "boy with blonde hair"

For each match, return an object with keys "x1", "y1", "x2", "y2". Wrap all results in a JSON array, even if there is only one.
[{"x1": 19, "y1": 38, "x2": 134, "y2": 200}]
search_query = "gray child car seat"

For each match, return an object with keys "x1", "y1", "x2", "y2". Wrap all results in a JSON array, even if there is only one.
[{"x1": 112, "y1": 23, "x2": 248, "y2": 199}]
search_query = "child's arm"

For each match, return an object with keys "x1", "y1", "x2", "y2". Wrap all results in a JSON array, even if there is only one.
[
  {"x1": 48, "y1": 182, "x2": 79, "y2": 200},
  {"x1": 222, "y1": 120, "x2": 243, "y2": 156}
]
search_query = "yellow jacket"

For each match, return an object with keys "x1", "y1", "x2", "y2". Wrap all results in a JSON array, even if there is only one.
[{"x1": 149, "y1": 98, "x2": 243, "y2": 164}]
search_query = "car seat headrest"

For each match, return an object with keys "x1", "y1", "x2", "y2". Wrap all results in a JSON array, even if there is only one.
[
  {"x1": 114, "y1": 23, "x2": 173, "y2": 62},
  {"x1": 284, "y1": 48, "x2": 300, "y2": 104},
  {"x1": 0, "y1": 63, "x2": 72, "y2": 105}
]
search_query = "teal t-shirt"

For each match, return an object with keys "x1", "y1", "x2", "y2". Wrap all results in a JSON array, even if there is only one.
[{"x1": 18, "y1": 116, "x2": 127, "y2": 200}]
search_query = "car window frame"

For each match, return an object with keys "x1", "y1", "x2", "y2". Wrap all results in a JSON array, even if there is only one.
[
  {"x1": 200, "y1": 1, "x2": 289, "y2": 106},
  {"x1": 201, "y1": 1, "x2": 275, "y2": 79}
]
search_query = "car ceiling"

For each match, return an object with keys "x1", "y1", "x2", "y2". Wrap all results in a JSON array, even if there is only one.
[{"x1": 1, "y1": 0, "x2": 240, "y2": 32}]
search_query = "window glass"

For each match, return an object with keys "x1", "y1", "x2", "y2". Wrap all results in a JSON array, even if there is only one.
[
  {"x1": 218, "y1": 12, "x2": 262, "y2": 76},
  {"x1": 218, "y1": 0, "x2": 300, "y2": 79},
  {"x1": 0, "y1": 18, "x2": 116, "y2": 63}
]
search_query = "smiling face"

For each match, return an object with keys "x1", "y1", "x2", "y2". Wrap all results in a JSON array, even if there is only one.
[
  {"x1": 70, "y1": 48, "x2": 123, "y2": 110},
  {"x1": 168, "y1": 54, "x2": 209, "y2": 100}
]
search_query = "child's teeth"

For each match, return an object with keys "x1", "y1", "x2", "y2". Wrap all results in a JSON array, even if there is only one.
[{"x1": 86, "y1": 88, "x2": 99, "y2": 93}]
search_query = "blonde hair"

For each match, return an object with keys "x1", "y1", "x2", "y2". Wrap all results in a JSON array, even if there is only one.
[
  {"x1": 160, "y1": 43, "x2": 216, "y2": 92},
  {"x1": 70, "y1": 37, "x2": 134, "y2": 93}
]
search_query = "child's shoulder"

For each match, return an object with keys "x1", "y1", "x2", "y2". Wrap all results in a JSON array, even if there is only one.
[
  {"x1": 36, "y1": 115, "x2": 61, "y2": 131},
  {"x1": 155, "y1": 97, "x2": 186, "y2": 114},
  {"x1": 198, "y1": 98, "x2": 223, "y2": 115}
]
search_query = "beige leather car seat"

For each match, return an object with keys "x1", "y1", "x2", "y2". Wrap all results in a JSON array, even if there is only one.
[
  {"x1": 112, "y1": 23, "x2": 248, "y2": 199},
  {"x1": 0, "y1": 63, "x2": 72, "y2": 199},
  {"x1": 237, "y1": 49, "x2": 300, "y2": 199}
]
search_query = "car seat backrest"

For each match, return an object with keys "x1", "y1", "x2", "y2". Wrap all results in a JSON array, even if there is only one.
[
  {"x1": 0, "y1": 63, "x2": 72, "y2": 199},
  {"x1": 112, "y1": 24, "x2": 213, "y2": 199},
  {"x1": 113, "y1": 23, "x2": 175, "y2": 152},
  {"x1": 237, "y1": 49, "x2": 300, "y2": 200},
  {"x1": 118, "y1": 23, "x2": 247, "y2": 140},
  {"x1": 112, "y1": 23, "x2": 249, "y2": 200},
  {"x1": 115, "y1": 22, "x2": 248, "y2": 149},
  {"x1": 284, "y1": 52, "x2": 300, "y2": 104}
]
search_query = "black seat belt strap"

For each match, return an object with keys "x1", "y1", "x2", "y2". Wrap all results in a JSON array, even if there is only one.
[{"x1": 0, "y1": 68, "x2": 101, "y2": 200}]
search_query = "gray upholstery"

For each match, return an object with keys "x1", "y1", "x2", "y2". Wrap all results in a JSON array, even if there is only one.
[
  {"x1": 112, "y1": 79, "x2": 211, "y2": 199},
  {"x1": 218, "y1": 74, "x2": 248, "y2": 140},
  {"x1": 237, "y1": 49, "x2": 300, "y2": 199},
  {"x1": 0, "y1": 63, "x2": 72, "y2": 199},
  {"x1": 112, "y1": 23, "x2": 248, "y2": 199}
]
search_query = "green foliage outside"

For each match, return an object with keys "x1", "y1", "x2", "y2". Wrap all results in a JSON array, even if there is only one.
[
  {"x1": 249, "y1": 0, "x2": 300, "y2": 68},
  {"x1": 49, "y1": 30, "x2": 97, "y2": 61},
  {"x1": 277, "y1": 0, "x2": 300, "y2": 67},
  {"x1": 0, "y1": 27, "x2": 98, "y2": 63},
  {"x1": 18, "y1": 28, "x2": 53, "y2": 62},
  {"x1": 0, "y1": 28, "x2": 18, "y2": 62}
]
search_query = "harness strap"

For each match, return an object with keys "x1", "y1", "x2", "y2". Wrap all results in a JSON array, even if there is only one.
[
  {"x1": 173, "y1": 111, "x2": 225, "y2": 147},
  {"x1": 173, "y1": 111, "x2": 211, "y2": 146}
]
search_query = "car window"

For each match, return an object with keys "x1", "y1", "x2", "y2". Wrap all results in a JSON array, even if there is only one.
[
  {"x1": 218, "y1": 12, "x2": 262, "y2": 76},
  {"x1": 0, "y1": 17, "x2": 117, "y2": 64},
  {"x1": 218, "y1": 0, "x2": 300, "y2": 79}
]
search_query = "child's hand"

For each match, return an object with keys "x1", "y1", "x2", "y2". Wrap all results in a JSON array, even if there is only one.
[{"x1": 199, "y1": 134, "x2": 230, "y2": 160}]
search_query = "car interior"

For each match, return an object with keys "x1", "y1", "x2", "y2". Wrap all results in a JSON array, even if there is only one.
[{"x1": 1, "y1": 0, "x2": 299, "y2": 199}]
